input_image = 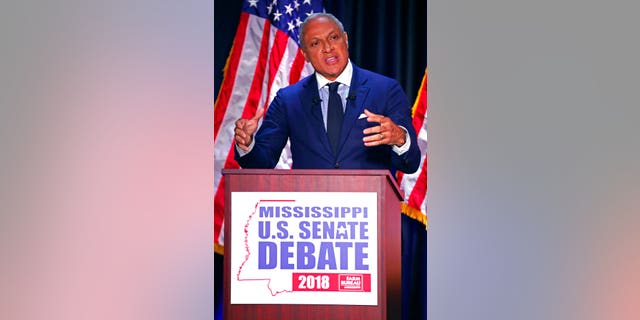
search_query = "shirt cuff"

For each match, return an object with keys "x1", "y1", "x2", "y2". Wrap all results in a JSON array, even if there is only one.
[
  {"x1": 392, "y1": 126, "x2": 411, "y2": 155},
  {"x1": 236, "y1": 138, "x2": 255, "y2": 157}
]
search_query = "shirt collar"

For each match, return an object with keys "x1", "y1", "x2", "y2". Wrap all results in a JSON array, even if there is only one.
[{"x1": 315, "y1": 60, "x2": 353, "y2": 90}]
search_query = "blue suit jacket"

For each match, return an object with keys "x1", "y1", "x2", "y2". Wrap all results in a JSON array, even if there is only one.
[{"x1": 235, "y1": 65, "x2": 421, "y2": 173}]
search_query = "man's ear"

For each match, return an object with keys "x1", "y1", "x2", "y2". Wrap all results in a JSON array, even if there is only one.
[
  {"x1": 344, "y1": 32, "x2": 349, "y2": 48},
  {"x1": 301, "y1": 49, "x2": 309, "y2": 61}
]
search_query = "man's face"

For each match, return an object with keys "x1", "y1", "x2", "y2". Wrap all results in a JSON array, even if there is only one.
[{"x1": 301, "y1": 16, "x2": 349, "y2": 81}]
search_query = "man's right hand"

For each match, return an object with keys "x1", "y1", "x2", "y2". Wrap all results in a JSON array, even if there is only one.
[{"x1": 234, "y1": 107, "x2": 265, "y2": 151}]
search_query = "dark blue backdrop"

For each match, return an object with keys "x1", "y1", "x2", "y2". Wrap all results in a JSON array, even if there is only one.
[{"x1": 214, "y1": 0, "x2": 427, "y2": 102}]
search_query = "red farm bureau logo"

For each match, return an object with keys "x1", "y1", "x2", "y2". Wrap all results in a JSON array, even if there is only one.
[{"x1": 339, "y1": 274, "x2": 364, "y2": 291}]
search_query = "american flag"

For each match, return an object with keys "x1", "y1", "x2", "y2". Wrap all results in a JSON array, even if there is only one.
[
  {"x1": 214, "y1": 0, "x2": 429, "y2": 252},
  {"x1": 397, "y1": 68, "x2": 428, "y2": 229},
  {"x1": 213, "y1": 0, "x2": 324, "y2": 252}
]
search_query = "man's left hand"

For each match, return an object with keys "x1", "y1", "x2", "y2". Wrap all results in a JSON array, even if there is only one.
[{"x1": 362, "y1": 109, "x2": 406, "y2": 147}]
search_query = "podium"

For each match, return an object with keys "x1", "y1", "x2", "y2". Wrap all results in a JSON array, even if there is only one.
[{"x1": 222, "y1": 169, "x2": 403, "y2": 320}]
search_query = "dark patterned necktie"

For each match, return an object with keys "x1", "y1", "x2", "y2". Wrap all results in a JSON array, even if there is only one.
[{"x1": 327, "y1": 82, "x2": 343, "y2": 155}]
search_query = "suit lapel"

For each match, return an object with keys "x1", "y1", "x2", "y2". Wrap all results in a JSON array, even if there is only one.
[
  {"x1": 302, "y1": 76, "x2": 335, "y2": 157},
  {"x1": 302, "y1": 77, "x2": 323, "y2": 125}
]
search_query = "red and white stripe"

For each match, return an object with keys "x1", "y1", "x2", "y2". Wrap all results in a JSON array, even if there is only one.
[
  {"x1": 213, "y1": 13, "x2": 314, "y2": 250},
  {"x1": 397, "y1": 68, "x2": 428, "y2": 228}
]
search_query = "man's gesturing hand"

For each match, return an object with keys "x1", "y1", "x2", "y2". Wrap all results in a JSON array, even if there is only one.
[
  {"x1": 234, "y1": 107, "x2": 265, "y2": 151},
  {"x1": 362, "y1": 109, "x2": 407, "y2": 147}
]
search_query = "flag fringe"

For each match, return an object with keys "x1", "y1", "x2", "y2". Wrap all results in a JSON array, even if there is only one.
[
  {"x1": 214, "y1": 40, "x2": 235, "y2": 112},
  {"x1": 411, "y1": 67, "x2": 428, "y2": 117},
  {"x1": 214, "y1": 242, "x2": 225, "y2": 255},
  {"x1": 401, "y1": 202, "x2": 428, "y2": 230}
]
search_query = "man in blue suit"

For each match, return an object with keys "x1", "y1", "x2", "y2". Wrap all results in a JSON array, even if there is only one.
[
  {"x1": 234, "y1": 14, "x2": 426, "y2": 319},
  {"x1": 234, "y1": 12, "x2": 421, "y2": 175}
]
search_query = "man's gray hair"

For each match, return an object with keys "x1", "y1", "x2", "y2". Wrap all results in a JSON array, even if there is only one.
[{"x1": 299, "y1": 13, "x2": 345, "y2": 48}]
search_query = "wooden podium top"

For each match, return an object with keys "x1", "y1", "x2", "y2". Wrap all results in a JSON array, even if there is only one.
[{"x1": 222, "y1": 169, "x2": 403, "y2": 200}]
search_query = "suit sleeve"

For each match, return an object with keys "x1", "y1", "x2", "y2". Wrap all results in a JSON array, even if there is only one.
[
  {"x1": 234, "y1": 93, "x2": 290, "y2": 169},
  {"x1": 385, "y1": 81, "x2": 422, "y2": 174}
]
